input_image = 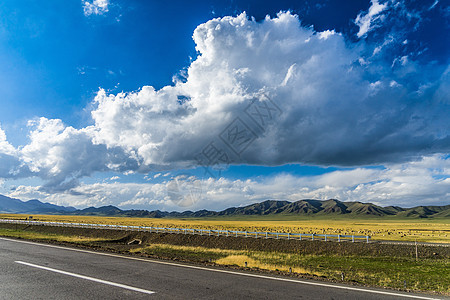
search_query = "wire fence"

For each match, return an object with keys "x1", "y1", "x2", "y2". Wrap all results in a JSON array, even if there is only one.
[{"x1": 0, "y1": 218, "x2": 371, "y2": 243}]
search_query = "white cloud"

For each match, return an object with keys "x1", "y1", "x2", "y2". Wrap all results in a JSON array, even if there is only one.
[
  {"x1": 317, "y1": 29, "x2": 338, "y2": 40},
  {"x1": 0, "y1": 126, "x2": 27, "y2": 179},
  {"x1": 0, "y1": 126, "x2": 15, "y2": 156},
  {"x1": 20, "y1": 118, "x2": 136, "y2": 191},
  {"x1": 429, "y1": 0, "x2": 439, "y2": 10},
  {"x1": 372, "y1": 35, "x2": 394, "y2": 55},
  {"x1": 355, "y1": 0, "x2": 389, "y2": 38},
  {"x1": 0, "y1": 12, "x2": 448, "y2": 196},
  {"x1": 83, "y1": 0, "x2": 109, "y2": 16},
  {"x1": 8, "y1": 154, "x2": 449, "y2": 210},
  {"x1": 88, "y1": 12, "x2": 448, "y2": 169}
]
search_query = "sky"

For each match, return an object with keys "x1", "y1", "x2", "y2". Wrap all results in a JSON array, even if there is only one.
[{"x1": 0, "y1": 0, "x2": 449, "y2": 211}]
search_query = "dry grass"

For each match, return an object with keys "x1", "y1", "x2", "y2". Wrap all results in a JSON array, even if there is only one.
[
  {"x1": 131, "y1": 243, "x2": 320, "y2": 276},
  {"x1": 130, "y1": 243, "x2": 233, "y2": 256},
  {"x1": 0, "y1": 228, "x2": 108, "y2": 243},
  {"x1": 215, "y1": 254, "x2": 315, "y2": 275},
  {"x1": 1, "y1": 213, "x2": 448, "y2": 243}
]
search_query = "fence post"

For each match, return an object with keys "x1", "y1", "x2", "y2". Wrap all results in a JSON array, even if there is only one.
[
  {"x1": 312, "y1": 234, "x2": 314, "y2": 241},
  {"x1": 325, "y1": 234, "x2": 327, "y2": 242},
  {"x1": 338, "y1": 235, "x2": 341, "y2": 242},
  {"x1": 245, "y1": 231, "x2": 247, "y2": 237},
  {"x1": 352, "y1": 235, "x2": 355, "y2": 242},
  {"x1": 415, "y1": 239, "x2": 418, "y2": 261},
  {"x1": 266, "y1": 232, "x2": 268, "y2": 239},
  {"x1": 287, "y1": 233, "x2": 290, "y2": 240},
  {"x1": 366, "y1": 236, "x2": 369, "y2": 243}
]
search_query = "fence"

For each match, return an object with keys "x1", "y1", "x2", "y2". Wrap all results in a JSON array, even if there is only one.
[{"x1": 0, "y1": 219, "x2": 371, "y2": 243}]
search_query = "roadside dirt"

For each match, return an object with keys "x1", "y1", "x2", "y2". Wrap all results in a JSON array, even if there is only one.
[{"x1": 1, "y1": 223, "x2": 448, "y2": 259}]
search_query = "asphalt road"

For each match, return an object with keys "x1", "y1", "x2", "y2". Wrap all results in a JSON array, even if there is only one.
[{"x1": 0, "y1": 237, "x2": 446, "y2": 300}]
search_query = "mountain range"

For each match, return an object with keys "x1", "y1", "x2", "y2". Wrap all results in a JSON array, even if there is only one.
[
  {"x1": 0, "y1": 194, "x2": 449, "y2": 218},
  {"x1": 0, "y1": 194, "x2": 76, "y2": 214}
]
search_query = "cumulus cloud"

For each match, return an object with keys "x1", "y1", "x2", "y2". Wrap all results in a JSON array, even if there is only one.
[
  {"x1": 8, "y1": 154, "x2": 449, "y2": 210},
  {"x1": 89, "y1": 12, "x2": 449, "y2": 169},
  {"x1": 0, "y1": 126, "x2": 28, "y2": 179},
  {"x1": 82, "y1": 0, "x2": 109, "y2": 16},
  {"x1": 0, "y1": 11, "x2": 448, "y2": 194},
  {"x1": 20, "y1": 118, "x2": 137, "y2": 192},
  {"x1": 0, "y1": 126, "x2": 15, "y2": 156},
  {"x1": 355, "y1": 0, "x2": 389, "y2": 38}
]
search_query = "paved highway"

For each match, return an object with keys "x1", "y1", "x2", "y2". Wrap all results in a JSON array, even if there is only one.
[{"x1": 0, "y1": 237, "x2": 446, "y2": 300}]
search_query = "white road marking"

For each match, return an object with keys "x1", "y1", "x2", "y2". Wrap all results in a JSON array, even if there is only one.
[
  {"x1": 1, "y1": 237, "x2": 440, "y2": 300},
  {"x1": 15, "y1": 260, "x2": 155, "y2": 295}
]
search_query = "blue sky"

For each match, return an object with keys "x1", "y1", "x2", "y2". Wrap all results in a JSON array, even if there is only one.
[
  {"x1": 0, "y1": 0, "x2": 448, "y2": 211},
  {"x1": 0, "y1": 0, "x2": 373, "y2": 132}
]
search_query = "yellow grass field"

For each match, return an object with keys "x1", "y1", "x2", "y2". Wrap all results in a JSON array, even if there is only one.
[
  {"x1": 129, "y1": 244, "x2": 317, "y2": 276},
  {"x1": 0, "y1": 213, "x2": 448, "y2": 243}
]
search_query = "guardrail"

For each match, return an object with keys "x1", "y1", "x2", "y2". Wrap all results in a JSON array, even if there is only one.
[{"x1": 0, "y1": 219, "x2": 371, "y2": 243}]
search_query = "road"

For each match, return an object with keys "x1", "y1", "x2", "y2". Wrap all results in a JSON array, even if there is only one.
[{"x1": 0, "y1": 237, "x2": 446, "y2": 300}]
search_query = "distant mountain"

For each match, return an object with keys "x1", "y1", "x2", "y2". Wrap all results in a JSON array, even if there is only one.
[
  {"x1": 395, "y1": 205, "x2": 450, "y2": 218},
  {"x1": 209, "y1": 199, "x2": 449, "y2": 218},
  {"x1": 279, "y1": 199, "x2": 322, "y2": 214},
  {"x1": 216, "y1": 200, "x2": 291, "y2": 216},
  {"x1": 74, "y1": 205, "x2": 122, "y2": 216},
  {"x1": 344, "y1": 201, "x2": 395, "y2": 216},
  {"x1": 0, "y1": 194, "x2": 76, "y2": 214},
  {"x1": 57, "y1": 198, "x2": 450, "y2": 219},
  {"x1": 0, "y1": 194, "x2": 448, "y2": 218}
]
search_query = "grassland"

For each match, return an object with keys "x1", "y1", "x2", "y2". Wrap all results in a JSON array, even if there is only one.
[{"x1": 1, "y1": 213, "x2": 449, "y2": 243}]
